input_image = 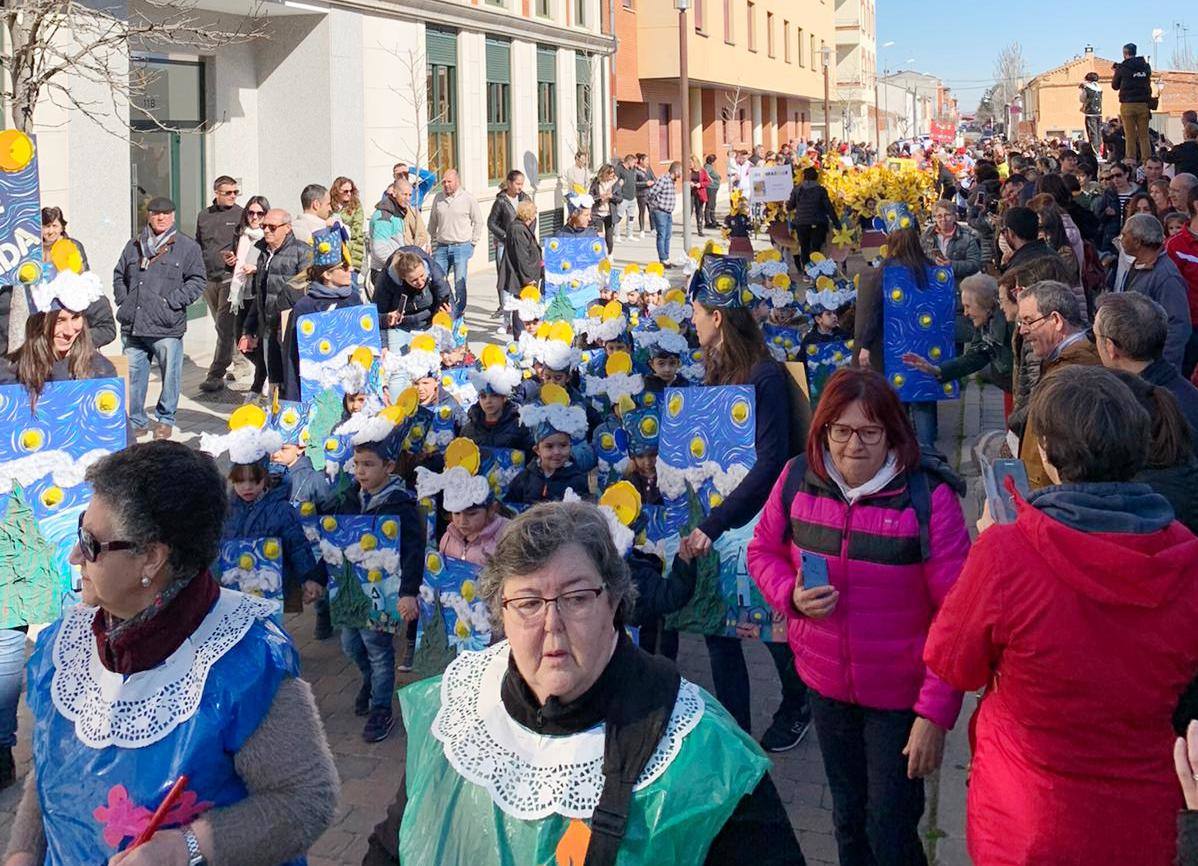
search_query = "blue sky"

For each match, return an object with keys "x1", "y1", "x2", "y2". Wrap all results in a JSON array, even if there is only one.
[{"x1": 876, "y1": 5, "x2": 1195, "y2": 112}]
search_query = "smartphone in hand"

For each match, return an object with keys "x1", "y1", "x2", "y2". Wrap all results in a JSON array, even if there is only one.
[
  {"x1": 979, "y1": 455, "x2": 1030, "y2": 524},
  {"x1": 800, "y1": 550, "x2": 830, "y2": 589}
]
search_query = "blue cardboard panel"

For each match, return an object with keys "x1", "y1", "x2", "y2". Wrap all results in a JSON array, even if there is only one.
[
  {"x1": 659, "y1": 385, "x2": 756, "y2": 513},
  {"x1": 543, "y1": 235, "x2": 605, "y2": 314},
  {"x1": 216, "y1": 537, "x2": 284, "y2": 623},
  {"x1": 0, "y1": 132, "x2": 43, "y2": 286},
  {"x1": 805, "y1": 339, "x2": 854, "y2": 405},
  {"x1": 318, "y1": 513, "x2": 405, "y2": 632},
  {"x1": 480, "y1": 447, "x2": 525, "y2": 499},
  {"x1": 762, "y1": 323, "x2": 804, "y2": 361},
  {"x1": 882, "y1": 264, "x2": 960, "y2": 402},
  {"x1": 296, "y1": 305, "x2": 382, "y2": 402},
  {"x1": 0, "y1": 379, "x2": 126, "y2": 627},
  {"x1": 419, "y1": 551, "x2": 491, "y2": 653}
]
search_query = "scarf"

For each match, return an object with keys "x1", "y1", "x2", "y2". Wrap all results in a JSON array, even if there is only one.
[
  {"x1": 307, "y1": 279, "x2": 355, "y2": 302},
  {"x1": 91, "y1": 570, "x2": 221, "y2": 675},
  {"x1": 140, "y1": 224, "x2": 177, "y2": 259},
  {"x1": 823, "y1": 450, "x2": 900, "y2": 503}
]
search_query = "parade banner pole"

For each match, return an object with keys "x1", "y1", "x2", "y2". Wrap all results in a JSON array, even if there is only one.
[{"x1": 677, "y1": 0, "x2": 692, "y2": 257}]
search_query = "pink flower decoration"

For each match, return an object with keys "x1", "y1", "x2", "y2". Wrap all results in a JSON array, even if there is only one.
[{"x1": 92, "y1": 784, "x2": 214, "y2": 849}]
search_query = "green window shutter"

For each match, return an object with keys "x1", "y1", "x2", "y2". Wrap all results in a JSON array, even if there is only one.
[
  {"x1": 427, "y1": 28, "x2": 457, "y2": 66},
  {"x1": 575, "y1": 52, "x2": 590, "y2": 85},
  {"x1": 537, "y1": 45, "x2": 557, "y2": 82},
  {"x1": 486, "y1": 38, "x2": 510, "y2": 83}
]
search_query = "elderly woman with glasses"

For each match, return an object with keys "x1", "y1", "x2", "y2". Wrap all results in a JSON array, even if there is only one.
[
  {"x1": 2, "y1": 442, "x2": 338, "y2": 866},
  {"x1": 747, "y1": 367, "x2": 970, "y2": 866},
  {"x1": 363, "y1": 501, "x2": 805, "y2": 866}
]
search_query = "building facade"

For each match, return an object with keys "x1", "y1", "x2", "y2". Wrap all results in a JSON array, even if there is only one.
[
  {"x1": 831, "y1": 0, "x2": 876, "y2": 145},
  {"x1": 877, "y1": 70, "x2": 950, "y2": 143},
  {"x1": 1020, "y1": 45, "x2": 1197, "y2": 144},
  {"x1": 612, "y1": 0, "x2": 834, "y2": 185},
  {"x1": 31, "y1": 0, "x2": 615, "y2": 287}
]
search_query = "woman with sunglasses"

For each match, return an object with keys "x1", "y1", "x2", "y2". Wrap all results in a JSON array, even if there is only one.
[
  {"x1": 330, "y1": 176, "x2": 364, "y2": 271},
  {"x1": 279, "y1": 226, "x2": 364, "y2": 402},
  {"x1": 231, "y1": 195, "x2": 271, "y2": 401},
  {"x1": 747, "y1": 367, "x2": 970, "y2": 866},
  {"x1": 3, "y1": 441, "x2": 338, "y2": 866}
]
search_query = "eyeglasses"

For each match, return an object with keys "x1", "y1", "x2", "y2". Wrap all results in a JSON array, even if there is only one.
[
  {"x1": 501, "y1": 586, "x2": 606, "y2": 624},
  {"x1": 246, "y1": 209, "x2": 265, "y2": 218},
  {"x1": 219, "y1": 188, "x2": 240, "y2": 196},
  {"x1": 340, "y1": 186, "x2": 355, "y2": 194},
  {"x1": 76, "y1": 513, "x2": 134, "y2": 562},
  {"x1": 1018, "y1": 313, "x2": 1050, "y2": 330},
  {"x1": 826, "y1": 423, "x2": 885, "y2": 445},
  {"x1": 263, "y1": 223, "x2": 288, "y2": 231}
]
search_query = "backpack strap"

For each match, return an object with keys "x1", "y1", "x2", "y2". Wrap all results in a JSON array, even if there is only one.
[
  {"x1": 780, "y1": 456, "x2": 807, "y2": 543},
  {"x1": 908, "y1": 468, "x2": 932, "y2": 561}
]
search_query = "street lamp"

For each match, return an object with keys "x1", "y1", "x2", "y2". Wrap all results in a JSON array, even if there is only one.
[
  {"x1": 821, "y1": 44, "x2": 832, "y2": 144},
  {"x1": 677, "y1": 0, "x2": 691, "y2": 256}
]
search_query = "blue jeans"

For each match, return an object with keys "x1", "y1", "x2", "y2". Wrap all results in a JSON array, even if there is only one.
[
  {"x1": 650, "y1": 210, "x2": 672, "y2": 264},
  {"x1": 809, "y1": 691, "x2": 928, "y2": 866},
  {"x1": 433, "y1": 242, "x2": 474, "y2": 318},
  {"x1": 906, "y1": 401, "x2": 939, "y2": 450},
  {"x1": 124, "y1": 335, "x2": 183, "y2": 428},
  {"x1": 341, "y1": 627, "x2": 395, "y2": 711},
  {"x1": 705, "y1": 634, "x2": 810, "y2": 734},
  {"x1": 0, "y1": 629, "x2": 26, "y2": 749}
]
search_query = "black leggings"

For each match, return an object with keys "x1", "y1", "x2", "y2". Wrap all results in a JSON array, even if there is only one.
[
  {"x1": 235, "y1": 304, "x2": 267, "y2": 393},
  {"x1": 597, "y1": 212, "x2": 614, "y2": 252},
  {"x1": 692, "y1": 194, "x2": 706, "y2": 233},
  {"x1": 795, "y1": 223, "x2": 829, "y2": 270}
]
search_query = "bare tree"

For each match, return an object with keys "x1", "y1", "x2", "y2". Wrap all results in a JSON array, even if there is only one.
[
  {"x1": 375, "y1": 45, "x2": 452, "y2": 184},
  {"x1": 990, "y1": 42, "x2": 1028, "y2": 120},
  {"x1": 722, "y1": 86, "x2": 748, "y2": 150},
  {"x1": 0, "y1": 0, "x2": 263, "y2": 134},
  {"x1": 1170, "y1": 44, "x2": 1198, "y2": 71}
]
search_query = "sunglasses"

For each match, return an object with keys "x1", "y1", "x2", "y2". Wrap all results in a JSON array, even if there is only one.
[
  {"x1": 246, "y1": 209, "x2": 266, "y2": 217},
  {"x1": 219, "y1": 189, "x2": 241, "y2": 196},
  {"x1": 263, "y1": 223, "x2": 287, "y2": 231},
  {"x1": 77, "y1": 513, "x2": 134, "y2": 562}
]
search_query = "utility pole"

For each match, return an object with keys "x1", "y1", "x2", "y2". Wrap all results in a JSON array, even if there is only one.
[{"x1": 677, "y1": 0, "x2": 691, "y2": 255}]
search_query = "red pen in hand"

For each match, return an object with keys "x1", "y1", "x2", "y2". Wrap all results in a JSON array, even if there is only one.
[{"x1": 127, "y1": 774, "x2": 189, "y2": 851}]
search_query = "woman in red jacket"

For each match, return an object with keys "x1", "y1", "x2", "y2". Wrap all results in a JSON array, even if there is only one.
[
  {"x1": 926, "y1": 365, "x2": 1198, "y2": 866},
  {"x1": 747, "y1": 368, "x2": 971, "y2": 866}
]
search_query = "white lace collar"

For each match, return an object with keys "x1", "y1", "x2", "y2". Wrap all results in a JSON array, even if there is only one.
[
  {"x1": 50, "y1": 588, "x2": 278, "y2": 749},
  {"x1": 430, "y1": 641, "x2": 704, "y2": 821}
]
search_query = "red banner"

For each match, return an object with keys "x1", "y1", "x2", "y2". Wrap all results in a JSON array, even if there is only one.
[{"x1": 929, "y1": 120, "x2": 955, "y2": 144}]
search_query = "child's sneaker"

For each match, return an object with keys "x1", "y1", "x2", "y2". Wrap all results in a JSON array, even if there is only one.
[
  {"x1": 396, "y1": 638, "x2": 416, "y2": 673},
  {"x1": 353, "y1": 680, "x2": 371, "y2": 717},
  {"x1": 363, "y1": 708, "x2": 395, "y2": 743}
]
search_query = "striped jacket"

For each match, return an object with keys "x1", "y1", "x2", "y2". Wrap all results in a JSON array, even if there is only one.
[{"x1": 747, "y1": 457, "x2": 971, "y2": 730}]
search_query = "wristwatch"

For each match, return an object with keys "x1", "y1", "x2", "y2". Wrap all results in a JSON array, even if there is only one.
[{"x1": 182, "y1": 826, "x2": 207, "y2": 866}]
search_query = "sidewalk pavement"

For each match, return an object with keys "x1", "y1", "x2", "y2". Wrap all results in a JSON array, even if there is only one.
[{"x1": 1, "y1": 225, "x2": 1006, "y2": 865}]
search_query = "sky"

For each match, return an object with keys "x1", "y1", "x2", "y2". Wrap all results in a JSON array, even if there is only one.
[{"x1": 876, "y1": 3, "x2": 1195, "y2": 112}]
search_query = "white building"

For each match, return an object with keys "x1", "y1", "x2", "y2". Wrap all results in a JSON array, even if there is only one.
[
  {"x1": 832, "y1": 0, "x2": 876, "y2": 145},
  {"x1": 31, "y1": 0, "x2": 615, "y2": 293},
  {"x1": 877, "y1": 70, "x2": 940, "y2": 142}
]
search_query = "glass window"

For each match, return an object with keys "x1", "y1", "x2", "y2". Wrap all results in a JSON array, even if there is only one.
[
  {"x1": 622, "y1": 0, "x2": 633, "y2": 8},
  {"x1": 658, "y1": 103, "x2": 671, "y2": 158},
  {"x1": 576, "y1": 56, "x2": 593, "y2": 155},
  {"x1": 723, "y1": 0, "x2": 733, "y2": 42},
  {"x1": 538, "y1": 82, "x2": 557, "y2": 175},
  {"x1": 810, "y1": 35, "x2": 817, "y2": 70},
  {"x1": 784, "y1": 21, "x2": 791, "y2": 62},
  {"x1": 426, "y1": 62, "x2": 458, "y2": 182},
  {"x1": 797, "y1": 27, "x2": 804, "y2": 66},
  {"x1": 536, "y1": 0, "x2": 552, "y2": 17},
  {"x1": 487, "y1": 83, "x2": 511, "y2": 185},
  {"x1": 694, "y1": 0, "x2": 703, "y2": 32},
  {"x1": 766, "y1": 11, "x2": 774, "y2": 57},
  {"x1": 574, "y1": 0, "x2": 585, "y2": 26},
  {"x1": 746, "y1": 2, "x2": 756, "y2": 51}
]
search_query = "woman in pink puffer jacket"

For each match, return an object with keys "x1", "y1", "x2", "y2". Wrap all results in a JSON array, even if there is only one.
[{"x1": 747, "y1": 368, "x2": 971, "y2": 866}]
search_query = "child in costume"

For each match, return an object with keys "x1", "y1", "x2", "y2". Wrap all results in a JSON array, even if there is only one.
[
  {"x1": 506, "y1": 383, "x2": 591, "y2": 504},
  {"x1": 417, "y1": 438, "x2": 511, "y2": 567},
  {"x1": 725, "y1": 199, "x2": 754, "y2": 257},
  {"x1": 622, "y1": 405, "x2": 663, "y2": 506},
  {"x1": 316, "y1": 404, "x2": 426, "y2": 743},
  {"x1": 636, "y1": 316, "x2": 692, "y2": 393},
  {"x1": 201, "y1": 405, "x2": 326, "y2": 614},
  {"x1": 462, "y1": 346, "x2": 533, "y2": 459}
]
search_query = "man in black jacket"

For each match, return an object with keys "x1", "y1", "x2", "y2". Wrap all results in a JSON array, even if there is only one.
[
  {"x1": 1165, "y1": 123, "x2": 1198, "y2": 179},
  {"x1": 112, "y1": 197, "x2": 206, "y2": 439},
  {"x1": 372, "y1": 247, "x2": 452, "y2": 349},
  {"x1": 240, "y1": 208, "x2": 313, "y2": 395},
  {"x1": 1112, "y1": 43, "x2": 1153, "y2": 165},
  {"x1": 194, "y1": 175, "x2": 243, "y2": 392},
  {"x1": 1000, "y1": 206, "x2": 1058, "y2": 272}
]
